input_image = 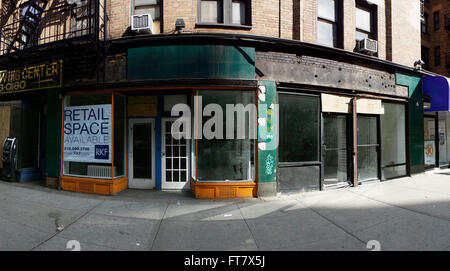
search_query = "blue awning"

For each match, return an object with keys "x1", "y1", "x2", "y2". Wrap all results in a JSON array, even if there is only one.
[{"x1": 423, "y1": 76, "x2": 450, "y2": 112}]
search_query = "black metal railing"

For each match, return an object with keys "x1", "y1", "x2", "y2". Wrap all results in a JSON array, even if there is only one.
[{"x1": 0, "y1": 0, "x2": 105, "y2": 56}]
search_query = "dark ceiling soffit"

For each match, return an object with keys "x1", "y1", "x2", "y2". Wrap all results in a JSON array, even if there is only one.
[
  {"x1": 110, "y1": 33, "x2": 425, "y2": 75},
  {"x1": 61, "y1": 78, "x2": 258, "y2": 93}
]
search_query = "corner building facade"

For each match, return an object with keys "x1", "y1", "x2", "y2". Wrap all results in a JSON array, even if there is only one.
[{"x1": 0, "y1": 0, "x2": 427, "y2": 198}]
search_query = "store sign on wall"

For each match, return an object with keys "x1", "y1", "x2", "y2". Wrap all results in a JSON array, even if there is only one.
[
  {"x1": 0, "y1": 60, "x2": 62, "y2": 94},
  {"x1": 63, "y1": 104, "x2": 112, "y2": 163}
]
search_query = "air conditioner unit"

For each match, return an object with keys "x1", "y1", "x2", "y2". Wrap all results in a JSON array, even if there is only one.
[
  {"x1": 131, "y1": 14, "x2": 153, "y2": 34},
  {"x1": 357, "y1": 38, "x2": 378, "y2": 54}
]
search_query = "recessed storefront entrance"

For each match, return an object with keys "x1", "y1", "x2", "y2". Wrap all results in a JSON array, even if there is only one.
[
  {"x1": 357, "y1": 115, "x2": 380, "y2": 182},
  {"x1": 128, "y1": 118, "x2": 155, "y2": 189},
  {"x1": 323, "y1": 114, "x2": 350, "y2": 187}
]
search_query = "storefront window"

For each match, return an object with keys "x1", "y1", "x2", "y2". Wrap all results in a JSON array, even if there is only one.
[
  {"x1": 196, "y1": 90, "x2": 255, "y2": 181},
  {"x1": 381, "y1": 102, "x2": 407, "y2": 179},
  {"x1": 63, "y1": 93, "x2": 126, "y2": 179},
  {"x1": 279, "y1": 94, "x2": 320, "y2": 163}
]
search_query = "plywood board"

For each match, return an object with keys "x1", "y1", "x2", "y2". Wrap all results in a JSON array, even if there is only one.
[
  {"x1": 321, "y1": 94, "x2": 351, "y2": 113},
  {"x1": 0, "y1": 106, "x2": 11, "y2": 168},
  {"x1": 128, "y1": 96, "x2": 158, "y2": 117},
  {"x1": 357, "y1": 98, "x2": 382, "y2": 114}
]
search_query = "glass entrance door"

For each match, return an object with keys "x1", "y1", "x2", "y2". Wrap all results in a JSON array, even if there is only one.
[
  {"x1": 128, "y1": 118, "x2": 155, "y2": 189},
  {"x1": 357, "y1": 116, "x2": 379, "y2": 182},
  {"x1": 162, "y1": 118, "x2": 190, "y2": 190},
  {"x1": 323, "y1": 114, "x2": 349, "y2": 186}
]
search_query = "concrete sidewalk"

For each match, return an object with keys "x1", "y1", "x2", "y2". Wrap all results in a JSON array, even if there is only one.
[{"x1": 0, "y1": 169, "x2": 449, "y2": 251}]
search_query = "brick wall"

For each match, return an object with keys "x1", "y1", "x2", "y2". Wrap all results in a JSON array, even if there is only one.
[
  {"x1": 107, "y1": 0, "x2": 130, "y2": 39},
  {"x1": 386, "y1": 0, "x2": 421, "y2": 67},
  {"x1": 103, "y1": 0, "x2": 419, "y2": 67},
  {"x1": 421, "y1": 0, "x2": 450, "y2": 77},
  {"x1": 301, "y1": 0, "x2": 317, "y2": 43}
]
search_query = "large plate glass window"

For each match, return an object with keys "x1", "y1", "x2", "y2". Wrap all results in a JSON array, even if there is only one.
[
  {"x1": 279, "y1": 95, "x2": 320, "y2": 163},
  {"x1": 381, "y1": 103, "x2": 407, "y2": 179},
  {"x1": 62, "y1": 93, "x2": 126, "y2": 179},
  {"x1": 195, "y1": 90, "x2": 255, "y2": 181}
]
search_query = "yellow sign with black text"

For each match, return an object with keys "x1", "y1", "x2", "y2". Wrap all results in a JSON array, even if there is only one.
[{"x1": 0, "y1": 60, "x2": 62, "y2": 94}]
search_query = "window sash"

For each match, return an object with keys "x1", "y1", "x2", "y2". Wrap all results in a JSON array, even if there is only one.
[
  {"x1": 355, "y1": 6, "x2": 371, "y2": 33},
  {"x1": 433, "y1": 11, "x2": 440, "y2": 30},
  {"x1": 421, "y1": 13, "x2": 428, "y2": 33},
  {"x1": 435, "y1": 46, "x2": 441, "y2": 66},
  {"x1": 200, "y1": 0, "x2": 222, "y2": 23},
  {"x1": 318, "y1": 0, "x2": 336, "y2": 22},
  {"x1": 232, "y1": 1, "x2": 246, "y2": 25},
  {"x1": 317, "y1": 19, "x2": 337, "y2": 47}
]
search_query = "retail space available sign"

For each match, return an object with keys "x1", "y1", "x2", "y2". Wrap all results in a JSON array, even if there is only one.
[
  {"x1": 63, "y1": 104, "x2": 112, "y2": 163},
  {"x1": 0, "y1": 60, "x2": 62, "y2": 94}
]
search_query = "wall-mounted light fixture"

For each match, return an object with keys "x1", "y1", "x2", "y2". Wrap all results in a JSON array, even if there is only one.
[{"x1": 175, "y1": 19, "x2": 185, "y2": 34}]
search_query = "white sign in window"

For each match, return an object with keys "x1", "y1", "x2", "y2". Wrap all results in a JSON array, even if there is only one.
[{"x1": 63, "y1": 104, "x2": 112, "y2": 163}]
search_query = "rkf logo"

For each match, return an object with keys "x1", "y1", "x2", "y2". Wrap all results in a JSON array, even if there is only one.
[{"x1": 95, "y1": 145, "x2": 109, "y2": 160}]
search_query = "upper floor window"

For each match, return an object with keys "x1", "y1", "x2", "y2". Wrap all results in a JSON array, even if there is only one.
[
  {"x1": 355, "y1": 2, "x2": 376, "y2": 41},
  {"x1": 198, "y1": 0, "x2": 251, "y2": 27},
  {"x1": 433, "y1": 10, "x2": 440, "y2": 30},
  {"x1": 133, "y1": 0, "x2": 162, "y2": 34},
  {"x1": 421, "y1": 12, "x2": 428, "y2": 33},
  {"x1": 421, "y1": 46, "x2": 430, "y2": 70},
  {"x1": 434, "y1": 46, "x2": 441, "y2": 66},
  {"x1": 317, "y1": 0, "x2": 341, "y2": 47}
]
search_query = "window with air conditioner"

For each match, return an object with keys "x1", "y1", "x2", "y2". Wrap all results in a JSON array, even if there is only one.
[
  {"x1": 355, "y1": 1, "x2": 377, "y2": 54},
  {"x1": 132, "y1": 0, "x2": 161, "y2": 34}
]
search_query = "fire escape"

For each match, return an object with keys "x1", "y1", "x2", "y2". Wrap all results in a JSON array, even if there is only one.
[{"x1": 0, "y1": 0, "x2": 108, "y2": 83}]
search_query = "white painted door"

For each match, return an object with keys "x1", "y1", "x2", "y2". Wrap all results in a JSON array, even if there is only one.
[
  {"x1": 128, "y1": 118, "x2": 155, "y2": 189},
  {"x1": 162, "y1": 118, "x2": 190, "y2": 190}
]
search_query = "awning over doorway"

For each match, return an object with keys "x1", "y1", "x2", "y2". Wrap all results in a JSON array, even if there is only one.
[{"x1": 423, "y1": 76, "x2": 450, "y2": 112}]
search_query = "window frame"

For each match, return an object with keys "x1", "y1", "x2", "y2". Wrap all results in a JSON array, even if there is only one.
[
  {"x1": 434, "y1": 46, "x2": 441, "y2": 66},
  {"x1": 421, "y1": 45, "x2": 430, "y2": 70},
  {"x1": 316, "y1": 0, "x2": 343, "y2": 49},
  {"x1": 131, "y1": 0, "x2": 163, "y2": 33},
  {"x1": 193, "y1": 89, "x2": 257, "y2": 182},
  {"x1": 277, "y1": 92, "x2": 321, "y2": 166},
  {"x1": 355, "y1": 1, "x2": 378, "y2": 41},
  {"x1": 62, "y1": 92, "x2": 127, "y2": 180},
  {"x1": 421, "y1": 12, "x2": 429, "y2": 34},
  {"x1": 196, "y1": 0, "x2": 252, "y2": 29},
  {"x1": 433, "y1": 10, "x2": 440, "y2": 31}
]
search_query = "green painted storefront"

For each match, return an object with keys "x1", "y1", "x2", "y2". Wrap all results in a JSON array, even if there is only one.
[{"x1": 396, "y1": 73, "x2": 424, "y2": 174}]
